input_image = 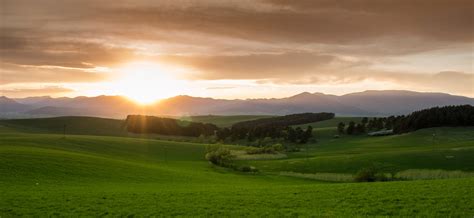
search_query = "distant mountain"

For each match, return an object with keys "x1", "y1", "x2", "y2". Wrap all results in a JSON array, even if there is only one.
[
  {"x1": 0, "y1": 96, "x2": 32, "y2": 113},
  {"x1": 340, "y1": 90, "x2": 474, "y2": 115},
  {"x1": 2, "y1": 90, "x2": 473, "y2": 118},
  {"x1": 25, "y1": 106, "x2": 92, "y2": 117}
]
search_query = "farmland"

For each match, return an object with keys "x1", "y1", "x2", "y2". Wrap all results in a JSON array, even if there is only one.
[{"x1": 0, "y1": 117, "x2": 473, "y2": 216}]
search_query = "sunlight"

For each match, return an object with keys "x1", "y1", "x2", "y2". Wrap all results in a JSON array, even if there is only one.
[{"x1": 113, "y1": 61, "x2": 184, "y2": 104}]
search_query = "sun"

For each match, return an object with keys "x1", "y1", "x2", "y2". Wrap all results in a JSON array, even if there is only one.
[{"x1": 113, "y1": 61, "x2": 184, "y2": 104}]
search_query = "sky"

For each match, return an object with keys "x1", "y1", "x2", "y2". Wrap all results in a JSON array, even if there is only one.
[{"x1": 0, "y1": 0, "x2": 473, "y2": 103}]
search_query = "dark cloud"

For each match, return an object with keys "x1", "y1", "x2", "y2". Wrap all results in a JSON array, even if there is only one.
[
  {"x1": 96, "y1": 0, "x2": 471, "y2": 45},
  {"x1": 0, "y1": 0, "x2": 472, "y2": 96},
  {"x1": 0, "y1": 29, "x2": 136, "y2": 68}
]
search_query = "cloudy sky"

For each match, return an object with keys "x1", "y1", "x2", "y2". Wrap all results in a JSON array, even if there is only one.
[{"x1": 1, "y1": 0, "x2": 472, "y2": 102}]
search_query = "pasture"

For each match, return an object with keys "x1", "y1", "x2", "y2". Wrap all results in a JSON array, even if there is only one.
[{"x1": 0, "y1": 117, "x2": 473, "y2": 216}]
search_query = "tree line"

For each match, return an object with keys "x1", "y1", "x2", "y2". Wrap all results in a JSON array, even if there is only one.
[
  {"x1": 337, "y1": 105, "x2": 474, "y2": 135},
  {"x1": 126, "y1": 113, "x2": 330, "y2": 146},
  {"x1": 126, "y1": 115, "x2": 218, "y2": 137},
  {"x1": 217, "y1": 113, "x2": 333, "y2": 143}
]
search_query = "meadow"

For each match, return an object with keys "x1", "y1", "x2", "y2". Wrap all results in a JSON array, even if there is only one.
[{"x1": 0, "y1": 117, "x2": 473, "y2": 216}]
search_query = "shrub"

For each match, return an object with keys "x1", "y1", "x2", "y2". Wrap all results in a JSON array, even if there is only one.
[
  {"x1": 205, "y1": 145, "x2": 234, "y2": 167},
  {"x1": 271, "y1": 143, "x2": 284, "y2": 152},
  {"x1": 354, "y1": 166, "x2": 388, "y2": 182},
  {"x1": 237, "y1": 165, "x2": 258, "y2": 173},
  {"x1": 245, "y1": 143, "x2": 284, "y2": 155}
]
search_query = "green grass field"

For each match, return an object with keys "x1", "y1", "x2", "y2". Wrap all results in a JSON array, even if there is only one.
[
  {"x1": 184, "y1": 115, "x2": 274, "y2": 127},
  {"x1": 1, "y1": 117, "x2": 473, "y2": 216},
  {"x1": 0, "y1": 115, "x2": 273, "y2": 137},
  {"x1": 238, "y1": 127, "x2": 474, "y2": 175},
  {"x1": 293, "y1": 117, "x2": 363, "y2": 129}
]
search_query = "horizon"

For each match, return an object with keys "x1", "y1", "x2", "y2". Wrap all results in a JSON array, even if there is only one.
[
  {"x1": 2, "y1": 1, "x2": 474, "y2": 216},
  {"x1": 1, "y1": 0, "x2": 473, "y2": 103},
  {"x1": 5, "y1": 89, "x2": 473, "y2": 104}
]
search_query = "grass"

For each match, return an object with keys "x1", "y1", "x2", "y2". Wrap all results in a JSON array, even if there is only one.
[
  {"x1": 396, "y1": 169, "x2": 474, "y2": 180},
  {"x1": 279, "y1": 171, "x2": 354, "y2": 182},
  {"x1": 293, "y1": 117, "x2": 363, "y2": 129},
  {"x1": 237, "y1": 127, "x2": 474, "y2": 174},
  {"x1": 0, "y1": 115, "x2": 273, "y2": 137},
  {"x1": 0, "y1": 116, "x2": 128, "y2": 136},
  {"x1": 183, "y1": 115, "x2": 274, "y2": 127},
  {"x1": 1, "y1": 117, "x2": 473, "y2": 216}
]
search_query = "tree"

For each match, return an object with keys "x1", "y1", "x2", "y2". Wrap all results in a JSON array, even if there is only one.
[
  {"x1": 300, "y1": 126, "x2": 313, "y2": 143},
  {"x1": 361, "y1": 117, "x2": 368, "y2": 125},
  {"x1": 337, "y1": 122, "x2": 345, "y2": 134},
  {"x1": 346, "y1": 121, "x2": 355, "y2": 135},
  {"x1": 295, "y1": 127, "x2": 304, "y2": 142},
  {"x1": 355, "y1": 123, "x2": 366, "y2": 134},
  {"x1": 287, "y1": 127, "x2": 297, "y2": 142}
]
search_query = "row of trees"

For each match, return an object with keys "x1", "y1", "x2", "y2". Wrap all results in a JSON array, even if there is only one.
[
  {"x1": 232, "y1": 112, "x2": 334, "y2": 129},
  {"x1": 215, "y1": 113, "x2": 328, "y2": 144},
  {"x1": 216, "y1": 125, "x2": 314, "y2": 143},
  {"x1": 126, "y1": 113, "x2": 318, "y2": 145},
  {"x1": 393, "y1": 105, "x2": 474, "y2": 133},
  {"x1": 337, "y1": 117, "x2": 390, "y2": 135},
  {"x1": 337, "y1": 105, "x2": 474, "y2": 135},
  {"x1": 337, "y1": 121, "x2": 367, "y2": 135},
  {"x1": 126, "y1": 115, "x2": 219, "y2": 137}
]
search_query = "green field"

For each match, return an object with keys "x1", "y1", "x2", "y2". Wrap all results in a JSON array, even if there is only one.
[
  {"x1": 293, "y1": 117, "x2": 363, "y2": 129},
  {"x1": 184, "y1": 115, "x2": 274, "y2": 127},
  {"x1": 0, "y1": 115, "x2": 273, "y2": 137},
  {"x1": 1, "y1": 117, "x2": 473, "y2": 216},
  {"x1": 238, "y1": 127, "x2": 474, "y2": 175}
]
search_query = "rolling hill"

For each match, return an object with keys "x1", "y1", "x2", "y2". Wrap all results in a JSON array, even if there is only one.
[{"x1": 0, "y1": 123, "x2": 472, "y2": 216}]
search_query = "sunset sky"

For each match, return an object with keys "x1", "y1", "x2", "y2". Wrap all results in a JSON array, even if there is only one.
[{"x1": 1, "y1": 0, "x2": 472, "y2": 103}]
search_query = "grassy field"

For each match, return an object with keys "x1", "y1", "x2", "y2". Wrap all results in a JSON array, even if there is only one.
[
  {"x1": 0, "y1": 115, "x2": 273, "y2": 137},
  {"x1": 0, "y1": 116, "x2": 128, "y2": 136},
  {"x1": 184, "y1": 115, "x2": 274, "y2": 127},
  {"x1": 1, "y1": 117, "x2": 473, "y2": 216},
  {"x1": 293, "y1": 117, "x2": 363, "y2": 129},
  {"x1": 238, "y1": 127, "x2": 474, "y2": 175}
]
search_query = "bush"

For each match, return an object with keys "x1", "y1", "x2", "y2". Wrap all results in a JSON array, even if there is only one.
[
  {"x1": 271, "y1": 143, "x2": 284, "y2": 152},
  {"x1": 205, "y1": 145, "x2": 234, "y2": 167},
  {"x1": 237, "y1": 165, "x2": 258, "y2": 173},
  {"x1": 354, "y1": 166, "x2": 388, "y2": 182},
  {"x1": 245, "y1": 143, "x2": 284, "y2": 155}
]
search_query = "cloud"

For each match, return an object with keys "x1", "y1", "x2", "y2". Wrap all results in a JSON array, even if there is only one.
[
  {"x1": 0, "y1": 0, "x2": 472, "y2": 97},
  {"x1": 161, "y1": 52, "x2": 343, "y2": 80},
  {"x1": 423, "y1": 71, "x2": 474, "y2": 94},
  {"x1": 1, "y1": 86, "x2": 73, "y2": 97},
  {"x1": 2, "y1": 0, "x2": 471, "y2": 55},
  {"x1": 0, "y1": 62, "x2": 107, "y2": 85},
  {"x1": 206, "y1": 86, "x2": 236, "y2": 90},
  {"x1": 0, "y1": 30, "x2": 136, "y2": 68}
]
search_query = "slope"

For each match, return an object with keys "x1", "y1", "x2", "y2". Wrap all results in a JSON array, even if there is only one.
[{"x1": 0, "y1": 127, "x2": 472, "y2": 216}]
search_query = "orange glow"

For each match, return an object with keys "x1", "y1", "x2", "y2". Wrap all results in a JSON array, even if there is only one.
[{"x1": 112, "y1": 61, "x2": 185, "y2": 104}]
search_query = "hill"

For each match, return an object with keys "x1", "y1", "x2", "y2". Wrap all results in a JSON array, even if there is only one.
[
  {"x1": 237, "y1": 127, "x2": 474, "y2": 175},
  {"x1": 0, "y1": 116, "x2": 128, "y2": 136},
  {"x1": 2, "y1": 90, "x2": 473, "y2": 118},
  {"x1": 0, "y1": 115, "x2": 273, "y2": 136},
  {"x1": 184, "y1": 115, "x2": 274, "y2": 127},
  {"x1": 0, "y1": 126, "x2": 472, "y2": 216}
]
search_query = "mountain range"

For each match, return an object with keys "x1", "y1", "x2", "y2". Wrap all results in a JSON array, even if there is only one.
[{"x1": 1, "y1": 90, "x2": 473, "y2": 119}]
